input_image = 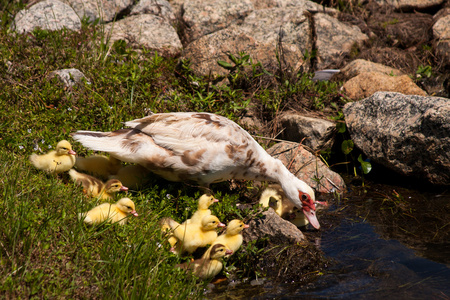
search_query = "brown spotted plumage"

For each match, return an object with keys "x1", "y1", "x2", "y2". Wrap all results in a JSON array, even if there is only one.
[{"x1": 72, "y1": 112, "x2": 321, "y2": 228}]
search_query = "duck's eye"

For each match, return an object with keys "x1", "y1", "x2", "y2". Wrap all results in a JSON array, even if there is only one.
[{"x1": 301, "y1": 194, "x2": 308, "y2": 201}]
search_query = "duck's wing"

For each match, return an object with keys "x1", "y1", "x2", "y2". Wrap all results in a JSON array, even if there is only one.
[{"x1": 125, "y1": 112, "x2": 254, "y2": 154}]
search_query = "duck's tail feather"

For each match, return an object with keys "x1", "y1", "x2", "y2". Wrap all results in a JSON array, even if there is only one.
[{"x1": 72, "y1": 129, "x2": 139, "y2": 154}]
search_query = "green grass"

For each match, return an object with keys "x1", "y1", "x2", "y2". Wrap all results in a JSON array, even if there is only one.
[{"x1": 0, "y1": 3, "x2": 345, "y2": 297}]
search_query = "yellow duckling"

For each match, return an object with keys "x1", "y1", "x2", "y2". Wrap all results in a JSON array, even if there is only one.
[
  {"x1": 69, "y1": 169, "x2": 128, "y2": 200},
  {"x1": 204, "y1": 219, "x2": 249, "y2": 257},
  {"x1": 260, "y1": 184, "x2": 327, "y2": 227},
  {"x1": 161, "y1": 215, "x2": 226, "y2": 255},
  {"x1": 75, "y1": 154, "x2": 122, "y2": 179},
  {"x1": 78, "y1": 197, "x2": 138, "y2": 225},
  {"x1": 185, "y1": 194, "x2": 219, "y2": 225},
  {"x1": 29, "y1": 140, "x2": 76, "y2": 174},
  {"x1": 176, "y1": 243, "x2": 233, "y2": 279},
  {"x1": 108, "y1": 164, "x2": 151, "y2": 190}
]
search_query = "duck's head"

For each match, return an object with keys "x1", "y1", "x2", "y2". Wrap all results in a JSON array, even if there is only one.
[
  {"x1": 226, "y1": 219, "x2": 249, "y2": 235},
  {"x1": 201, "y1": 215, "x2": 226, "y2": 230},
  {"x1": 116, "y1": 197, "x2": 138, "y2": 217},
  {"x1": 209, "y1": 243, "x2": 233, "y2": 259},
  {"x1": 281, "y1": 177, "x2": 320, "y2": 229},
  {"x1": 104, "y1": 179, "x2": 129, "y2": 193},
  {"x1": 56, "y1": 140, "x2": 76, "y2": 156},
  {"x1": 198, "y1": 194, "x2": 219, "y2": 209}
]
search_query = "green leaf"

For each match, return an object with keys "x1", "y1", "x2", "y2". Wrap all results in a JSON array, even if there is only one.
[
  {"x1": 217, "y1": 60, "x2": 233, "y2": 69},
  {"x1": 341, "y1": 140, "x2": 354, "y2": 155},
  {"x1": 358, "y1": 154, "x2": 372, "y2": 174},
  {"x1": 336, "y1": 122, "x2": 346, "y2": 133}
]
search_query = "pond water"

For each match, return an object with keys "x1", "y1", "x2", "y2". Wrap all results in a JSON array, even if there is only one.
[{"x1": 207, "y1": 180, "x2": 450, "y2": 299}]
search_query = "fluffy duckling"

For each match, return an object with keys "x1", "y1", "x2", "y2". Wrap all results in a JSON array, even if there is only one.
[
  {"x1": 260, "y1": 184, "x2": 327, "y2": 227},
  {"x1": 78, "y1": 197, "x2": 138, "y2": 225},
  {"x1": 69, "y1": 169, "x2": 128, "y2": 200},
  {"x1": 29, "y1": 140, "x2": 76, "y2": 174},
  {"x1": 161, "y1": 215, "x2": 226, "y2": 255},
  {"x1": 185, "y1": 194, "x2": 219, "y2": 225},
  {"x1": 108, "y1": 164, "x2": 151, "y2": 190},
  {"x1": 176, "y1": 243, "x2": 233, "y2": 279},
  {"x1": 75, "y1": 154, "x2": 122, "y2": 179},
  {"x1": 204, "y1": 219, "x2": 248, "y2": 257}
]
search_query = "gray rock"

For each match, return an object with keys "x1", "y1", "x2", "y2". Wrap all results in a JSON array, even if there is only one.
[
  {"x1": 373, "y1": 0, "x2": 444, "y2": 11},
  {"x1": 180, "y1": 25, "x2": 304, "y2": 77},
  {"x1": 249, "y1": 0, "x2": 336, "y2": 13},
  {"x1": 315, "y1": 13, "x2": 368, "y2": 69},
  {"x1": 243, "y1": 208, "x2": 305, "y2": 244},
  {"x1": 62, "y1": 0, "x2": 134, "y2": 23},
  {"x1": 279, "y1": 113, "x2": 336, "y2": 152},
  {"x1": 130, "y1": 0, "x2": 177, "y2": 26},
  {"x1": 182, "y1": 0, "x2": 254, "y2": 43},
  {"x1": 103, "y1": 14, "x2": 182, "y2": 57},
  {"x1": 343, "y1": 92, "x2": 450, "y2": 186},
  {"x1": 49, "y1": 68, "x2": 89, "y2": 87},
  {"x1": 433, "y1": 14, "x2": 450, "y2": 66},
  {"x1": 266, "y1": 142, "x2": 346, "y2": 193},
  {"x1": 14, "y1": 0, "x2": 81, "y2": 33}
]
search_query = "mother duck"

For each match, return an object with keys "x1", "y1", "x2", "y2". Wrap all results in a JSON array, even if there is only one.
[{"x1": 72, "y1": 112, "x2": 320, "y2": 229}]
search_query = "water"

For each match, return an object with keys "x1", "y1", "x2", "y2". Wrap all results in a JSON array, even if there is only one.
[{"x1": 207, "y1": 182, "x2": 450, "y2": 299}]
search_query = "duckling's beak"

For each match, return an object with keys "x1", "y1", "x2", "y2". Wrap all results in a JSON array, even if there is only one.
[
  {"x1": 120, "y1": 186, "x2": 129, "y2": 191},
  {"x1": 131, "y1": 210, "x2": 138, "y2": 217},
  {"x1": 69, "y1": 150, "x2": 77, "y2": 155},
  {"x1": 218, "y1": 222, "x2": 226, "y2": 227},
  {"x1": 243, "y1": 224, "x2": 249, "y2": 229},
  {"x1": 213, "y1": 198, "x2": 219, "y2": 203},
  {"x1": 225, "y1": 249, "x2": 233, "y2": 255}
]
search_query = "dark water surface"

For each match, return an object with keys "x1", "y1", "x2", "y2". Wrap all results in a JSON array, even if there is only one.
[{"x1": 208, "y1": 183, "x2": 450, "y2": 299}]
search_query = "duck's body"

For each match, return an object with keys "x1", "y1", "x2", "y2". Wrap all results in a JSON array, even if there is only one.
[
  {"x1": 72, "y1": 112, "x2": 320, "y2": 228},
  {"x1": 109, "y1": 164, "x2": 151, "y2": 190},
  {"x1": 205, "y1": 219, "x2": 249, "y2": 257},
  {"x1": 75, "y1": 154, "x2": 122, "y2": 179},
  {"x1": 79, "y1": 197, "x2": 138, "y2": 225},
  {"x1": 185, "y1": 194, "x2": 219, "y2": 225},
  {"x1": 29, "y1": 140, "x2": 76, "y2": 174},
  {"x1": 69, "y1": 169, "x2": 128, "y2": 199},
  {"x1": 161, "y1": 215, "x2": 225, "y2": 254},
  {"x1": 176, "y1": 243, "x2": 233, "y2": 279}
]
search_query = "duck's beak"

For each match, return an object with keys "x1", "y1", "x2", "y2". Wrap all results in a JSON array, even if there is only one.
[
  {"x1": 213, "y1": 198, "x2": 219, "y2": 203},
  {"x1": 131, "y1": 210, "x2": 138, "y2": 217},
  {"x1": 243, "y1": 224, "x2": 250, "y2": 229},
  {"x1": 218, "y1": 222, "x2": 226, "y2": 227},
  {"x1": 225, "y1": 249, "x2": 233, "y2": 255},
  {"x1": 302, "y1": 208, "x2": 320, "y2": 229},
  {"x1": 120, "y1": 186, "x2": 129, "y2": 191},
  {"x1": 69, "y1": 150, "x2": 76, "y2": 155}
]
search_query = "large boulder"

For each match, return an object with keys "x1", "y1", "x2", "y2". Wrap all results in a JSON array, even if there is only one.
[
  {"x1": 62, "y1": 0, "x2": 133, "y2": 23},
  {"x1": 343, "y1": 92, "x2": 450, "y2": 186},
  {"x1": 103, "y1": 14, "x2": 182, "y2": 56},
  {"x1": 342, "y1": 71, "x2": 427, "y2": 100},
  {"x1": 433, "y1": 14, "x2": 450, "y2": 66},
  {"x1": 14, "y1": 0, "x2": 81, "y2": 33}
]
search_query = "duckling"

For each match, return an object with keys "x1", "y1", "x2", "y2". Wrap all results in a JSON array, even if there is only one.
[
  {"x1": 204, "y1": 219, "x2": 249, "y2": 257},
  {"x1": 108, "y1": 164, "x2": 151, "y2": 190},
  {"x1": 176, "y1": 243, "x2": 233, "y2": 279},
  {"x1": 69, "y1": 169, "x2": 128, "y2": 200},
  {"x1": 29, "y1": 140, "x2": 76, "y2": 174},
  {"x1": 78, "y1": 197, "x2": 138, "y2": 225},
  {"x1": 161, "y1": 215, "x2": 226, "y2": 255},
  {"x1": 260, "y1": 184, "x2": 327, "y2": 227},
  {"x1": 185, "y1": 194, "x2": 219, "y2": 225},
  {"x1": 75, "y1": 154, "x2": 122, "y2": 179}
]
